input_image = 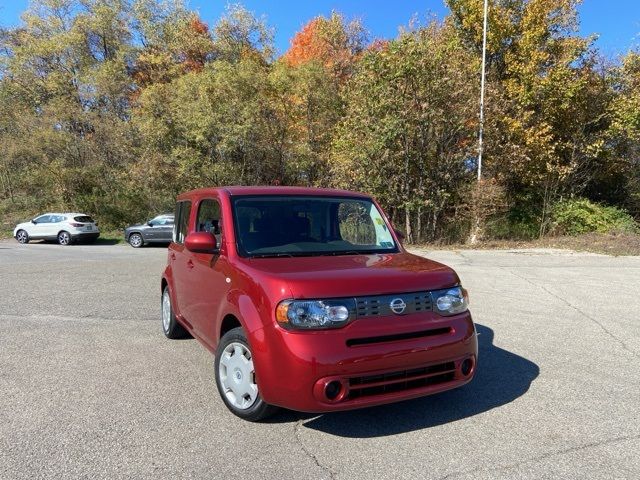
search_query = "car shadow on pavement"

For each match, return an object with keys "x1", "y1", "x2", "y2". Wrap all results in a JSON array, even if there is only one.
[{"x1": 296, "y1": 324, "x2": 540, "y2": 437}]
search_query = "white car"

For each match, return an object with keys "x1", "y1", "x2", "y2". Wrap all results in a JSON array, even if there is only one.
[{"x1": 13, "y1": 213, "x2": 100, "y2": 245}]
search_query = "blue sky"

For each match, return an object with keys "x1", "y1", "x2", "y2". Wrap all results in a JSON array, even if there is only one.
[{"x1": 1, "y1": 0, "x2": 638, "y2": 56}]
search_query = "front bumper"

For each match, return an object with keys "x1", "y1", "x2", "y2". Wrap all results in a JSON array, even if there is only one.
[{"x1": 253, "y1": 311, "x2": 478, "y2": 413}]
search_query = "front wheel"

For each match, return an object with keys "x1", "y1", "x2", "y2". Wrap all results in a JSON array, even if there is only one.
[
  {"x1": 57, "y1": 231, "x2": 71, "y2": 246},
  {"x1": 16, "y1": 230, "x2": 29, "y2": 244},
  {"x1": 129, "y1": 233, "x2": 143, "y2": 248},
  {"x1": 214, "y1": 327, "x2": 278, "y2": 421}
]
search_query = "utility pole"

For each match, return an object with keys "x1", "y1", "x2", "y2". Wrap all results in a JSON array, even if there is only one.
[{"x1": 477, "y1": 0, "x2": 488, "y2": 181}]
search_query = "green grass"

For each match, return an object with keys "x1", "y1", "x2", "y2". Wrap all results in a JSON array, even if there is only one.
[{"x1": 96, "y1": 230, "x2": 125, "y2": 244}]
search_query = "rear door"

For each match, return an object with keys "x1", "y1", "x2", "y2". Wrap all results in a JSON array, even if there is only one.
[
  {"x1": 155, "y1": 217, "x2": 174, "y2": 242},
  {"x1": 168, "y1": 201, "x2": 193, "y2": 322},
  {"x1": 48, "y1": 215, "x2": 66, "y2": 238}
]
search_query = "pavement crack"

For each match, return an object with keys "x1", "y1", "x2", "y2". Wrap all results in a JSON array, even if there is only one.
[
  {"x1": 293, "y1": 419, "x2": 337, "y2": 480},
  {"x1": 455, "y1": 250, "x2": 473, "y2": 265},
  {"x1": 503, "y1": 267, "x2": 640, "y2": 360},
  {"x1": 439, "y1": 433, "x2": 640, "y2": 479}
]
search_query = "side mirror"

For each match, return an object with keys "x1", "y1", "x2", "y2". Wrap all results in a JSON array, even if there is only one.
[
  {"x1": 31, "y1": 219, "x2": 37, "y2": 224},
  {"x1": 185, "y1": 232, "x2": 218, "y2": 254},
  {"x1": 147, "y1": 222, "x2": 153, "y2": 227},
  {"x1": 394, "y1": 229, "x2": 405, "y2": 241}
]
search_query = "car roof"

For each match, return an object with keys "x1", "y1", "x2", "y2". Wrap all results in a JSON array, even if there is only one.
[
  {"x1": 39, "y1": 212, "x2": 91, "y2": 216},
  {"x1": 176, "y1": 186, "x2": 370, "y2": 201}
]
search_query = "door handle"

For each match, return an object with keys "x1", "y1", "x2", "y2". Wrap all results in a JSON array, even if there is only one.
[{"x1": 187, "y1": 260, "x2": 194, "y2": 269}]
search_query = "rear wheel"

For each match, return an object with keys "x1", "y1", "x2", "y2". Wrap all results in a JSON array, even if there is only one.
[
  {"x1": 214, "y1": 327, "x2": 278, "y2": 421},
  {"x1": 16, "y1": 230, "x2": 29, "y2": 244},
  {"x1": 57, "y1": 231, "x2": 71, "y2": 246},
  {"x1": 129, "y1": 233, "x2": 143, "y2": 248},
  {"x1": 161, "y1": 286, "x2": 188, "y2": 339}
]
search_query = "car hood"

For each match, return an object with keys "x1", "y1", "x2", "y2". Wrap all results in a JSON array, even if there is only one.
[
  {"x1": 14, "y1": 222, "x2": 30, "y2": 231},
  {"x1": 126, "y1": 223, "x2": 146, "y2": 230},
  {"x1": 240, "y1": 251, "x2": 460, "y2": 298}
]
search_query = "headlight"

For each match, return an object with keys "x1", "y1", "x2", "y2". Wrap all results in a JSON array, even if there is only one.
[
  {"x1": 431, "y1": 286, "x2": 469, "y2": 316},
  {"x1": 276, "y1": 299, "x2": 355, "y2": 330}
]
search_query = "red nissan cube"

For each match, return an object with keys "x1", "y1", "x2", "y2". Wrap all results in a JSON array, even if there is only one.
[{"x1": 161, "y1": 187, "x2": 477, "y2": 421}]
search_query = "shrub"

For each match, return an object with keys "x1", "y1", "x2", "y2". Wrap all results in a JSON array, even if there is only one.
[{"x1": 551, "y1": 198, "x2": 638, "y2": 236}]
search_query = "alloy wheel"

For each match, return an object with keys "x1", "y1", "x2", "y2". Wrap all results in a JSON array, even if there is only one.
[
  {"x1": 58, "y1": 231, "x2": 70, "y2": 245},
  {"x1": 130, "y1": 233, "x2": 143, "y2": 248},
  {"x1": 16, "y1": 230, "x2": 28, "y2": 244}
]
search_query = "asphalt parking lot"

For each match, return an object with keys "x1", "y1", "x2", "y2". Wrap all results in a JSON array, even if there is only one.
[{"x1": 1, "y1": 241, "x2": 639, "y2": 479}]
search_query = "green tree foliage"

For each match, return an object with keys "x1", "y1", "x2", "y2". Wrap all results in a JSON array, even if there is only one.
[
  {"x1": 0, "y1": 0, "x2": 638, "y2": 241},
  {"x1": 332, "y1": 23, "x2": 479, "y2": 242}
]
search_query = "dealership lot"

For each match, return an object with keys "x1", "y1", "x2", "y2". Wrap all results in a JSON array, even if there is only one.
[{"x1": 0, "y1": 241, "x2": 638, "y2": 479}]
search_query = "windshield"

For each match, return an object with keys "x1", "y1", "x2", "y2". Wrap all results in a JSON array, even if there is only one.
[{"x1": 232, "y1": 196, "x2": 397, "y2": 257}]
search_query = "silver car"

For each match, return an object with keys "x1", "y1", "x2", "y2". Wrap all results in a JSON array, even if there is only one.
[{"x1": 124, "y1": 214, "x2": 174, "y2": 248}]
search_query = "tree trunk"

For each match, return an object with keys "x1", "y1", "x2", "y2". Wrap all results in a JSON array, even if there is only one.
[{"x1": 405, "y1": 208, "x2": 413, "y2": 244}]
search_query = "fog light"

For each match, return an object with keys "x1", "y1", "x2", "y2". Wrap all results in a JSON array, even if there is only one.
[
  {"x1": 325, "y1": 381, "x2": 342, "y2": 400},
  {"x1": 461, "y1": 358, "x2": 473, "y2": 376}
]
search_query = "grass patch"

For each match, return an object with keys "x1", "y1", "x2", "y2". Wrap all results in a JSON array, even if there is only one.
[{"x1": 417, "y1": 232, "x2": 640, "y2": 256}]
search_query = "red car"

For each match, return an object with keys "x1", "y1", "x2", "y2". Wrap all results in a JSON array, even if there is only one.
[{"x1": 161, "y1": 187, "x2": 477, "y2": 421}]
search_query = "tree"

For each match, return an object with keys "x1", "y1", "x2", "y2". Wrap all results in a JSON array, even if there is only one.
[
  {"x1": 284, "y1": 12, "x2": 366, "y2": 81},
  {"x1": 332, "y1": 22, "x2": 479, "y2": 242}
]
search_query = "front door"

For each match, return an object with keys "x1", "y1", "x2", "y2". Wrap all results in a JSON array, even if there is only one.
[
  {"x1": 181, "y1": 197, "x2": 229, "y2": 349},
  {"x1": 29, "y1": 215, "x2": 53, "y2": 239}
]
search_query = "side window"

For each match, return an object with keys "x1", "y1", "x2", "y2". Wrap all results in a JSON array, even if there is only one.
[
  {"x1": 196, "y1": 199, "x2": 222, "y2": 243},
  {"x1": 51, "y1": 215, "x2": 63, "y2": 223},
  {"x1": 174, "y1": 201, "x2": 192, "y2": 244},
  {"x1": 34, "y1": 215, "x2": 51, "y2": 223}
]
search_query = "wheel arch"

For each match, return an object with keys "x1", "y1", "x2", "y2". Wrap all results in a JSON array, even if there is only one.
[
  {"x1": 220, "y1": 314, "x2": 242, "y2": 340},
  {"x1": 127, "y1": 230, "x2": 144, "y2": 242}
]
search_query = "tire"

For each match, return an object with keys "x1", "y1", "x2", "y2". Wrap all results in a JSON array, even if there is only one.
[
  {"x1": 161, "y1": 286, "x2": 189, "y2": 339},
  {"x1": 57, "y1": 231, "x2": 71, "y2": 246},
  {"x1": 214, "y1": 327, "x2": 278, "y2": 421},
  {"x1": 15, "y1": 230, "x2": 29, "y2": 244},
  {"x1": 129, "y1": 233, "x2": 144, "y2": 248}
]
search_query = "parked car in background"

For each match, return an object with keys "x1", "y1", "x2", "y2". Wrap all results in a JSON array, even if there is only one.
[
  {"x1": 14, "y1": 213, "x2": 100, "y2": 245},
  {"x1": 161, "y1": 186, "x2": 477, "y2": 421},
  {"x1": 124, "y1": 214, "x2": 174, "y2": 248}
]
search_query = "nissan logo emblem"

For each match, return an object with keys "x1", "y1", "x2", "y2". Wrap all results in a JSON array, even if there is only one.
[{"x1": 390, "y1": 298, "x2": 407, "y2": 315}]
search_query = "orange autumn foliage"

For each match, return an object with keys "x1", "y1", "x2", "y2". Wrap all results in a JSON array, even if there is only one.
[{"x1": 283, "y1": 14, "x2": 364, "y2": 80}]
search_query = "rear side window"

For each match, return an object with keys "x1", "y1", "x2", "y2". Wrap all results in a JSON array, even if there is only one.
[
  {"x1": 74, "y1": 216, "x2": 94, "y2": 223},
  {"x1": 174, "y1": 201, "x2": 192, "y2": 244}
]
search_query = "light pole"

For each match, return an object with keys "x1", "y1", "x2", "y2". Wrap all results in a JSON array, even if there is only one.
[{"x1": 477, "y1": 0, "x2": 488, "y2": 181}]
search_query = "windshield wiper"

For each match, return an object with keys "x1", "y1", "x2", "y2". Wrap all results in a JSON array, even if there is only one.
[{"x1": 249, "y1": 252, "x2": 295, "y2": 258}]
